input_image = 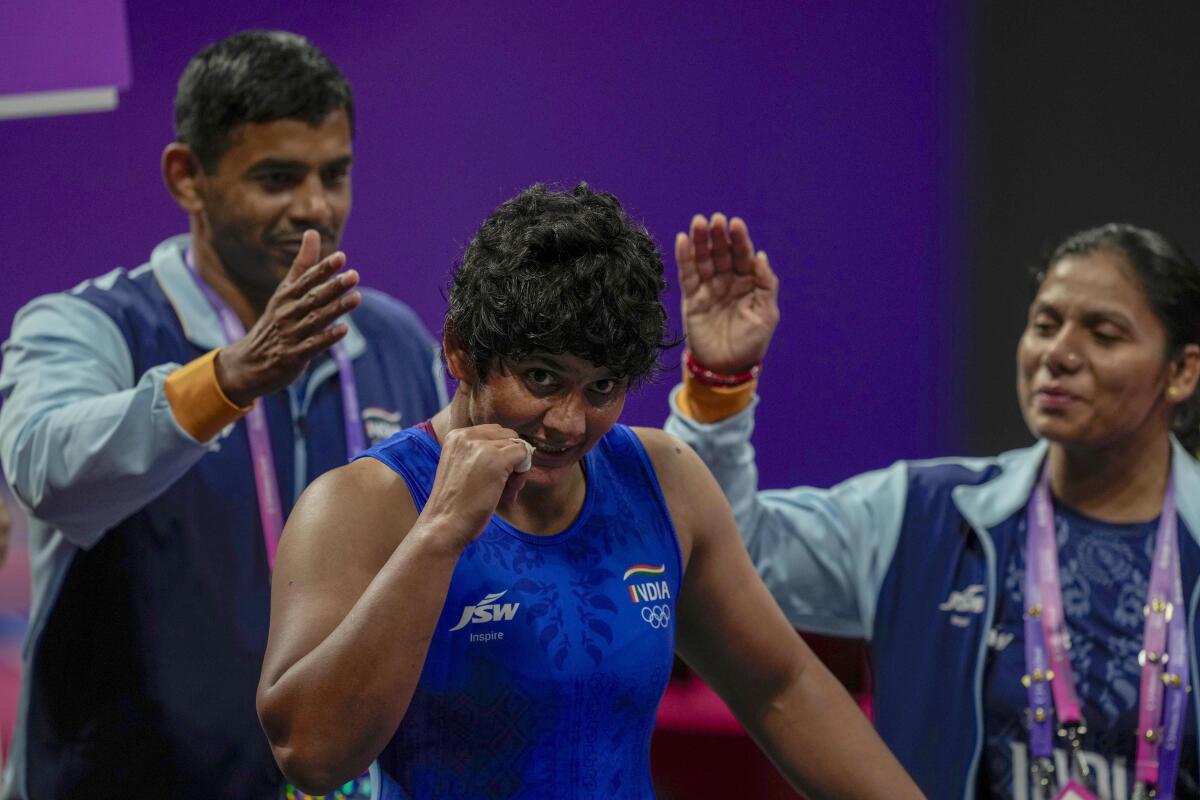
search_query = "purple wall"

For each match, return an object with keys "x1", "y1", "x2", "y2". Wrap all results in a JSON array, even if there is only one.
[
  {"x1": 0, "y1": 1, "x2": 961, "y2": 489},
  {"x1": 0, "y1": 1, "x2": 131, "y2": 94}
]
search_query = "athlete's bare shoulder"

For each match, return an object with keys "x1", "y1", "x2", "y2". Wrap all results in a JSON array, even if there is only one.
[
  {"x1": 629, "y1": 426, "x2": 719, "y2": 565},
  {"x1": 630, "y1": 425, "x2": 688, "y2": 488}
]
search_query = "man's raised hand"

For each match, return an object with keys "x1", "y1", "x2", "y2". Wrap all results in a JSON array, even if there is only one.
[{"x1": 216, "y1": 229, "x2": 361, "y2": 406}]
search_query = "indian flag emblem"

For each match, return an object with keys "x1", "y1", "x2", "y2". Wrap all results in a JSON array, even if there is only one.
[{"x1": 623, "y1": 564, "x2": 666, "y2": 581}]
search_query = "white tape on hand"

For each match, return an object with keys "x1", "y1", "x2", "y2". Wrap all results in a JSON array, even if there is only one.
[{"x1": 512, "y1": 437, "x2": 534, "y2": 473}]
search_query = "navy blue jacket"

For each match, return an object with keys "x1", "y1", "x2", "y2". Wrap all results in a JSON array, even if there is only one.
[
  {"x1": 666, "y1": 389, "x2": 1200, "y2": 800},
  {"x1": 0, "y1": 236, "x2": 446, "y2": 798}
]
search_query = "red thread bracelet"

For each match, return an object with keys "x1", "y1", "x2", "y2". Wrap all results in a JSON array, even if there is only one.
[{"x1": 684, "y1": 350, "x2": 761, "y2": 387}]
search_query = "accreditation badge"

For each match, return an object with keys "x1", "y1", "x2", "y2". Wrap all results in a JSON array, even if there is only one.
[{"x1": 1054, "y1": 780, "x2": 1098, "y2": 800}]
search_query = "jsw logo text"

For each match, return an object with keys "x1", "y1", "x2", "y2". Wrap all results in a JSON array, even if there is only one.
[
  {"x1": 938, "y1": 584, "x2": 985, "y2": 614},
  {"x1": 449, "y1": 590, "x2": 521, "y2": 632}
]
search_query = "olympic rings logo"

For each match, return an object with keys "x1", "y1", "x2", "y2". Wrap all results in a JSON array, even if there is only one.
[{"x1": 640, "y1": 604, "x2": 671, "y2": 629}]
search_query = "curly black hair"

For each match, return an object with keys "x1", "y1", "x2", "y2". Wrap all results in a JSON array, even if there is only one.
[
  {"x1": 445, "y1": 183, "x2": 677, "y2": 386},
  {"x1": 174, "y1": 30, "x2": 353, "y2": 172}
]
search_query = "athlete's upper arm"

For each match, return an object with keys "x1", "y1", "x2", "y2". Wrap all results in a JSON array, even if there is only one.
[
  {"x1": 633, "y1": 427, "x2": 813, "y2": 711},
  {"x1": 260, "y1": 457, "x2": 418, "y2": 690}
]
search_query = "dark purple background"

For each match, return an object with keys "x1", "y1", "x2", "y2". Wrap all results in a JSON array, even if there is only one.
[
  {"x1": 0, "y1": 1, "x2": 960, "y2": 491},
  {"x1": 0, "y1": 0, "x2": 131, "y2": 94}
]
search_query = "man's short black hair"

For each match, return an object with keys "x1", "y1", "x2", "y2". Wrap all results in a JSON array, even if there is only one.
[
  {"x1": 174, "y1": 30, "x2": 354, "y2": 172},
  {"x1": 446, "y1": 182, "x2": 677, "y2": 386}
]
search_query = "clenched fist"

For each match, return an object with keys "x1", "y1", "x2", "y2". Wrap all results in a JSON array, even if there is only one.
[{"x1": 420, "y1": 426, "x2": 536, "y2": 549}]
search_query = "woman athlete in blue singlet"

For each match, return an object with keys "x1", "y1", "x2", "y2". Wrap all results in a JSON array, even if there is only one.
[{"x1": 255, "y1": 184, "x2": 922, "y2": 799}]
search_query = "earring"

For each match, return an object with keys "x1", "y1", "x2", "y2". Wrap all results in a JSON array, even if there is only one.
[{"x1": 1168, "y1": 386, "x2": 1181, "y2": 399}]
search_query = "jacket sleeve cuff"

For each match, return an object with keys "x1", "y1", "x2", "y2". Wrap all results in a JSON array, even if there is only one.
[
  {"x1": 163, "y1": 348, "x2": 253, "y2": 442},
  {"x1": 675, "y1": 371, "x2": 757, "y2": 423}
]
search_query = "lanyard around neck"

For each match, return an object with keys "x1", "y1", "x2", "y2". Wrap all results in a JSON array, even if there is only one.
[
  {"x1": 1023, "y1": 461, "x2": 1190, "y2": 799},
  {"x1": 185, "y1": 248, "x2": 365, "y2": 570}
]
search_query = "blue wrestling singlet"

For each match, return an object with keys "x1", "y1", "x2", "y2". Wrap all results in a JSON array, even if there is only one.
[{"x1": 360, "y1": 424, "x2": 682, "y2": 800}]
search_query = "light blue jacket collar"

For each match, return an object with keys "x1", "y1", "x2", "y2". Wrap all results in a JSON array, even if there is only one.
[
  {"x1": 952, "y1": 437, "x2": 1200, "y2": 548},
  {"x1": 147, "y1": 234, "x2": 367, "y2": 360}
]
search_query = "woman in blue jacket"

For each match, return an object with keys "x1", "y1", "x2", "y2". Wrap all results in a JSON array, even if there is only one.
[{"x1": 665, "y1": 217, "x2": 1200, "y2": 800}]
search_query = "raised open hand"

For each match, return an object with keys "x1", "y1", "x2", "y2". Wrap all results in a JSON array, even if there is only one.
[
  {"x1": 676, "y1": 214, "x2": 779, "y2": 374},
  {"x1": 215, "y1": 229, "x2": 361, "y2": 406}
]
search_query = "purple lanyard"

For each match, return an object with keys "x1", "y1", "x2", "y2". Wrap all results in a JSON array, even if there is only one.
[
  {"x1": 185, "y1": 250, "x2": 365, "y2": 570},
  {"x1": 1024, "y1": 462, "x2": 1190, "y2": 799}
]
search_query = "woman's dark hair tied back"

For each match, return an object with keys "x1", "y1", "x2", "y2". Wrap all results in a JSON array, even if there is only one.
[{"x1": 1037, "y1": 222, "x2": 1200, "y2": 450}]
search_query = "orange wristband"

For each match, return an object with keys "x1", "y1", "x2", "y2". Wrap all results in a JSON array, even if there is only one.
[
  {"x1": 676, "y1": 370, "x2": 756, "y2": 424},
  {"x1": 164, "y1": 348, "x2": 254, "y2": 442}
]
